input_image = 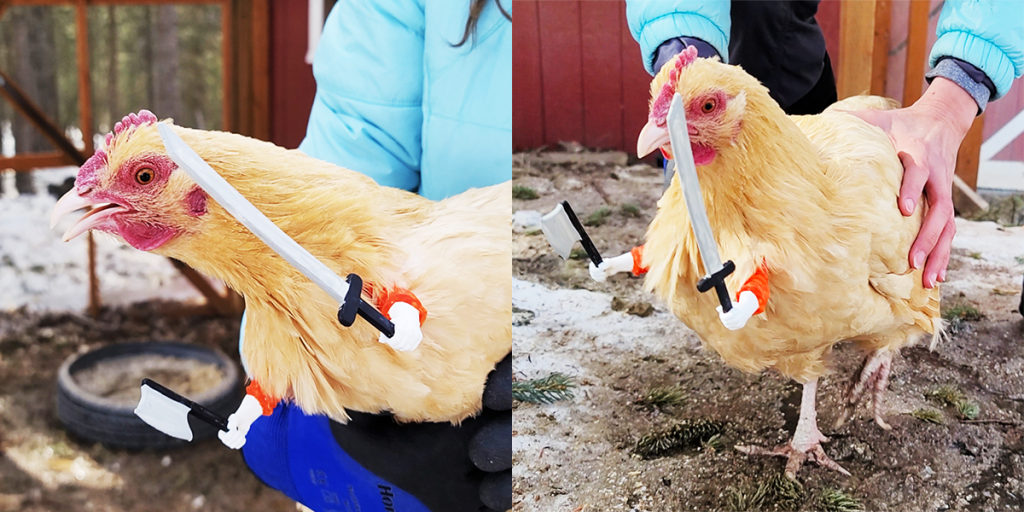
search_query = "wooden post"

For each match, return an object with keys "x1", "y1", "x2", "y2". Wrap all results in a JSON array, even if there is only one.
[
  {"x1": 902, "y1": 0, "x2": 931, "y2": 106},
  {"x1": 221, "y1": 0, "x2": 233, "y2": 132},
  {"x1": 870, "y1": 0, "x2": 891, "y2": 96},
  {"x1": 76, "y1": 0, "x2": 100, "y2": 316},
  {"x1": 251, "y1": 0, "x2": 270, "y2": 141},
  {"x1": 955, "y1": 113, "x2": 985, "y2": 188},
  {"x1": 87, "y1": 232, "x2": 100, "y2": 316},
  {"x1": 837, "y1": 0, "x2": 890, "y2": 99}
]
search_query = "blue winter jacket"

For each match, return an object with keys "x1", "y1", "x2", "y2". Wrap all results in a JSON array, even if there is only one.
[
  {"x1": 299, "y1": 0, "x2": 512, "y2": 201},
  {"x1": 626, "y1": 0, "x2": 1023, "y2": 99}
]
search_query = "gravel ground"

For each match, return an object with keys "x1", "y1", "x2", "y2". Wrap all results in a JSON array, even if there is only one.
[{"x1": 512, "y1": 151, "x2": 1024, "y2": 512}]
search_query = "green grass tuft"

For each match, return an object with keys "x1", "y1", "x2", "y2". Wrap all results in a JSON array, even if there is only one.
[
  {"x1": 726, "y1": 473, "x2": 804, "y2": 511},
  {"x1": 1015, "y1": 255, "x2": 1024, "y2": 265},
  {"x1": 927, "y1": 384, "x2": 981, "y2": 420},
  {"x1": 512, "y1": 185, "x2": 538, "y2": 200},
  {"x1": 817, "y1": 488, "x2": 864, "y2": 512},
  {"x1": 620, "y1": 203, "x2": 642, "y2": 217},
  {"x1": 927, "y1": 385, "x2": 966, "y2": 407},
  {"x1": 968, "y1": 251, "x2": 982, "y2": 260},
  {"x1": 957, "y1": 400, "x2": 980, "y2": 420},
  {"x1": 583, "y1": 207, "x2": 612, "y2": 227},
  {"x1": 911, "y1": 408, "x2": 945, "y2": 424},
  {"x1": 636, "y1": 385, "x2": 686, "y2": 409},
  {"x1": 569, "y1": 248, "x2": 588, "y2": 260},
  {"x1": 633, "y1": 419, "x2": 724, "y2": 458},
  {"x1": 512, "y1": 373, "x2": 575, "y2": 404},
  {"x1": 942, "y1": 301, "x2": 982, "y2": 322}
]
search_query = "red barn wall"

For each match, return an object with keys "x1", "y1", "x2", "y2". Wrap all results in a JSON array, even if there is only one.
[
  {"x1": 269, "y1": 0, "x2": 317, "y2": 149},
  {"x1": 513, "y1": 0, "x2": 843, "y2": 153},
  {"x1": 514, "y1": 0, "x2": 651, "y2": 153}
]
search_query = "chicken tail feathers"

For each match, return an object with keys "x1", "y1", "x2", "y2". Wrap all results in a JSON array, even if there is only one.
[{"x1": 928, "y1": 317, "x2": 947, "y2": 352}]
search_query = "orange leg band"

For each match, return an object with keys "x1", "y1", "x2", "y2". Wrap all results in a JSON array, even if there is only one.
[{"x1": 738, "y1": 258, "x2": 770, "y2": 315}]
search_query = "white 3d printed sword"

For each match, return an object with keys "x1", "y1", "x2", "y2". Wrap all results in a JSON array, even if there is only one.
[
  {"x1": 156, "y1": 122, "x2": 395, "y2": 336},
  {"x1": 666, "y1": 93, "x2": 736, "y2": 312}
]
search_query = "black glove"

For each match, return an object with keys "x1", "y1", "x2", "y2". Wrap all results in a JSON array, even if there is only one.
[{"x1": 328, "y1": 352, "x2": 512, "y2": 512}]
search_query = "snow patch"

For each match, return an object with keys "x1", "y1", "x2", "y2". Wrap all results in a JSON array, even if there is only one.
[{"x1": 0, "y1": 168, "x2": 202, "y2": 312}]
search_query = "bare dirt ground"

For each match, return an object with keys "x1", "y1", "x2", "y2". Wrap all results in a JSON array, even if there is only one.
[
  {"x1": 0, "y1": 302, "x2": 296, "y2": 512},
  {"x1": 0, "y1": 170, "x2": 296, "y2": 512},
  {"x1": 512, "y1": 151, "x2": 1024, "y2": 512}
]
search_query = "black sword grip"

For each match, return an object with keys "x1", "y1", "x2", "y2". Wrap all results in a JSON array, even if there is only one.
[
  {"x1": 696, "y1": 260, "x2": 736, "y2": 313},
  {"x1": 141, "y1": 378, "x2": 229, "y2": 432},
  {"x1": 560, "y1": 201, "x2": 603, "y2": 266},
  {"x1": 337, "y1": 274, "x2": 397, "y2": 338}
]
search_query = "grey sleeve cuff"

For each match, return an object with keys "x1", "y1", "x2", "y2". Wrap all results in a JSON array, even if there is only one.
[
  {"x1": 925, "y1": 58, "x2": 993, "y2": 115},
  {"x1": 653, "y1": 37, "x2": 720, "y2": 75}
]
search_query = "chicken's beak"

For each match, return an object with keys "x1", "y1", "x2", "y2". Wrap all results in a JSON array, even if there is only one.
[
  {"x1": 51, "y1": 188, "x2": 127, "y2": 242},
  {"x1": 637, "y1": 120, "x2": 671, "y2": 158}
]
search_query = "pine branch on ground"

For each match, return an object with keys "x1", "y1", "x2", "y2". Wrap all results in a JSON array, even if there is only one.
[
  {"x1": 633, "y1": 418, "x2": 724, "y2": 458},
  {"x1": 512, "y1": 372, "x2": 575, "y2": 404}
]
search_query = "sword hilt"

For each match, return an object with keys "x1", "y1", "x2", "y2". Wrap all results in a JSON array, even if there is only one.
[
  {"x1": 337, "y1": 273, "x2": 397, "y2": 338},
  {"x1": 696, "y1": 260, "x2": 736, "y2": 312}
]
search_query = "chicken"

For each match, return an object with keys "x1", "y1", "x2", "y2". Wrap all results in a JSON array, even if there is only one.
[
  {"x1": 51, "y1": 111, "x2": 512, "y2": 428},
  {"x1": 599, "y1": 47, "x2": 942, "y2": 478}
]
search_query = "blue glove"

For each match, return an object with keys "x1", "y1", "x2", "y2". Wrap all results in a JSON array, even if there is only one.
[{"x1": 241, "y1": 353, "x2": 512, "y2": 512}]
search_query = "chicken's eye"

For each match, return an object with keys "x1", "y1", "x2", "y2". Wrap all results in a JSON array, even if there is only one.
[
  {"x1": 135, "y1": 168, "x2": 155, "y2": 185},
  {"x1": 701, "y1": 99, "x2": 717, "y2": 113}
]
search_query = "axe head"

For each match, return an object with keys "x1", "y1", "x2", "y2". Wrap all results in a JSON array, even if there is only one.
[
  {"x1": 135, "y1": 382, "x2": 195, "y2": 441},
  {"x1": 541, "y1": 203, "x2": 583, "y2": 260}
]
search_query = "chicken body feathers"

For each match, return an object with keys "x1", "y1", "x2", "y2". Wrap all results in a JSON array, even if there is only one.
[
  {"x1": 641, "y1": 60, "x2": 940, "y2": 384},
  {"x1": 126, "y1": 125, "x2": 511, "y2": 424}
]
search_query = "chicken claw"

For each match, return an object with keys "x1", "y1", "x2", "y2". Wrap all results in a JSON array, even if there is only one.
[
  {"x1": 835, "y1": 349, "x2": 893, "y2": 430},
  {"x1": 737, "y1": 379, "x2": 850, "y2": 479},
  {"x1": 717, "y1": 290, "x2": 759, "y2": 330},
  {"x1": 588, "y1": 253, "x2": 633, "y2": 282},
  {"x1": 736, "y1": 440, "x2": 850, "y2": 480},
  {"x1": 380, "y1": 302, "x2": 423, "y2": 351},
  {"x1": 218, "y1": 394, "x2": 263, "y2": 450}
]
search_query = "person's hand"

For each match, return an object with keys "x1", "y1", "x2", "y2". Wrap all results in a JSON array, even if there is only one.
[{"x1": 847, "y1": 77, "x2": 976, "y2": 288}]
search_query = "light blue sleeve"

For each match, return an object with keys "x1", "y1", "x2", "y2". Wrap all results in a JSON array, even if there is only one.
[
  {"x1": 298, "y1": 0, "x2": 426, "y2": 192},
  {"x1": 930, "y1": 0, "x2": 1024, "y2": 99},
  {"x1": 625, "y1": 0, "x2": 731, "y2": 75}
]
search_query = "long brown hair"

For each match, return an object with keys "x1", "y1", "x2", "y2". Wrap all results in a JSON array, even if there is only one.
[{"x1": 452, "y1": 0, "x2": 511, "y2": 48}]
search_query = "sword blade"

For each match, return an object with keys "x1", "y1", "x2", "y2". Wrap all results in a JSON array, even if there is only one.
[
  {"x1": 666, "y1": 93, "x2": 723, "y2": 276},
  {"x1": 157, "y1": 123, "x2": 350, "y2": 305}
]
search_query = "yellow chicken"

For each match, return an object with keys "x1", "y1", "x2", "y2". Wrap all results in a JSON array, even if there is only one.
[
  {"x1": 596, "y1": 48, "x2": 942, "y2": 478},
  {"x1": 52, "y1": 111, "x2": 511, "y2": 428}
]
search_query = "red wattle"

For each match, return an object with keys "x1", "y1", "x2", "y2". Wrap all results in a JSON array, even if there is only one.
[
  {"x1": 118, "y1": 221, "x2": 177, "y2": 251},
  {"x1": 691, "y1": 144, "x2": 716, "y2": 166}
]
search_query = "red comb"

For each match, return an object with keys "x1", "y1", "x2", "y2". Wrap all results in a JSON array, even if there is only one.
[
  {"x1": 649, "y1": 46, "x2": 699, "y2": 127},
  {"x1": 104, "y1": 109, "x2": 158, "y2": 149}
]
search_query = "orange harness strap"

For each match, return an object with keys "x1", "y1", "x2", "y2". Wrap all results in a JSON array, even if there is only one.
[
  {"x1": 246, "y1": 380, "x2": 278, "y2": 416},
  {"x1": 630, "y1": 245, "x2": 649, "y2": 276},
  {"x1": 365, "y1": 284, "x2": 428, "y2": 326},
  {"x1": 738, "y1": 259, "x2": 770, "y2": 315}
]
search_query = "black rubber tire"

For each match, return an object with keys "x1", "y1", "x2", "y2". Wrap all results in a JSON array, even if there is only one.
[{"x1": 56, "y1": 341, "x2": 243, "y2": 450}]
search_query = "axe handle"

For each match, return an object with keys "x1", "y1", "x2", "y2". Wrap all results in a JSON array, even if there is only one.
[
  {"x1": 142, "y1": 378, "x2": 229, "y2": 431},
  {"x1": 560, "y1": 201, "x2": 603, "y2": 266}
]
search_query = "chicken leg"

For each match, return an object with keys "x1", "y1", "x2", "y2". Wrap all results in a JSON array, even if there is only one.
[
  {"x1": 835, "y1": 348, "x2": 893, "y2": 430},
  {"x1": 736, "y1": 379, "x2": 850, "y2": 479}
]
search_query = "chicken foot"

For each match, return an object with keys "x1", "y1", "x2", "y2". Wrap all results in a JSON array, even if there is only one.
[
  {"x1": 834, "y1": 349, "x2": 893, "y2": 430},
  {"x1": 736, "y1": 379, "x2": 850, "y2": 479}
]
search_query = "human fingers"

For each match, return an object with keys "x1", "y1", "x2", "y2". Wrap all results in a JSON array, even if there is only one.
[
  {"x1": 922, "y1": 215, "x2": 956, "y2": 287},
  {"x1": 897, "y1": 150, "x2": 929, "y2": 216}
]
